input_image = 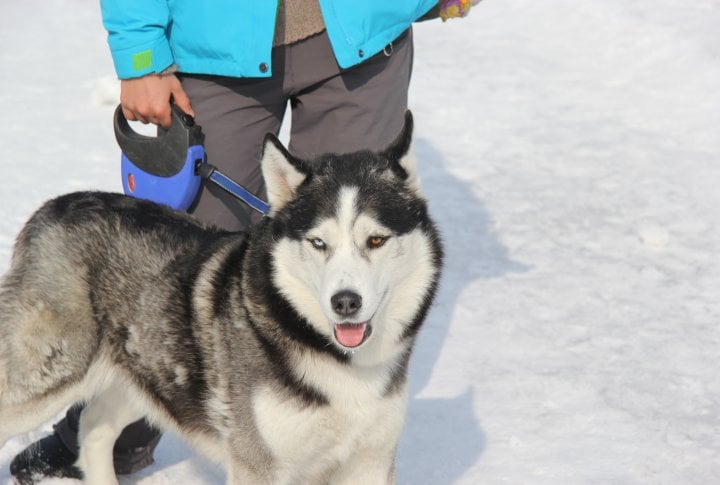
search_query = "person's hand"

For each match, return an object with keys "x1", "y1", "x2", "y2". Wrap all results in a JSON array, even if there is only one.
[
  {"x1": 120, "y1": 73, "x2": 194, "y2": 129},
  {"x1": 439, "y1": 0, "x2": 482, "y2": 21}
]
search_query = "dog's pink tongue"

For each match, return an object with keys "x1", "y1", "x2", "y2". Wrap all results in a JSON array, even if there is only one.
[{"x1": 335, "y1": 323, "x2": 367, "y2": 348}]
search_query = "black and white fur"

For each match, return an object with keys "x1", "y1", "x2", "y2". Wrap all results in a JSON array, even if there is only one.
[{"x1": 0, "y1": 112, "x2": 443, "y2": 484}]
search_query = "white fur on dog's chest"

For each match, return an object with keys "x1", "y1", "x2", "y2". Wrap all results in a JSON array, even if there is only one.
[{"x1": 252, "y1": 379, "x2": 405, "y2": 483}]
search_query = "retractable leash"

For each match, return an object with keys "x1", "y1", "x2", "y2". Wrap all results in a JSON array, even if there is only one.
[{"x1": 114, "y1": 104, "x2": 269, "y2": 214}]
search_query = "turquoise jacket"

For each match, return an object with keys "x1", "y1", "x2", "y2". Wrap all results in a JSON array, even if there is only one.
[{"x1": 101, "y1": 0, "x2": 438, "y2": 80}]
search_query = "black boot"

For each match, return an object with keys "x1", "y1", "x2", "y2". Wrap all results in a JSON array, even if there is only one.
[
  {"x1": 9, "y1": 431, "x2": 82, "y2": 485},
  {"x1": 10, "y1": 405, "x2": 162, "y2": 484}
]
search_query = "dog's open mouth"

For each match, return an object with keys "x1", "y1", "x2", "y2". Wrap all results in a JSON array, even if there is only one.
[{"x1": 334, "y1": 321, "x2": 372, "y2": 348}]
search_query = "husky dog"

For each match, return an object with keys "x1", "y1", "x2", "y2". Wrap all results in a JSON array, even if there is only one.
[{"x1": 0, "y1": 112, "x2": 442, "y2": 484}]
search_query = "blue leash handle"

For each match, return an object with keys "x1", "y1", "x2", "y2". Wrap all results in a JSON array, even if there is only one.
[{"x1": 115, "y1": 104, "x2": 269, "y2": 215}]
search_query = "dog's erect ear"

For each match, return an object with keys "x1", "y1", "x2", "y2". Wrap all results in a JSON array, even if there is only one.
[
  {"x1": 383, "y1": 111, "x2": 421, "y2": 194},
  {"x1": 261, "y1": 134, "x2": 307, "y2": 214}
]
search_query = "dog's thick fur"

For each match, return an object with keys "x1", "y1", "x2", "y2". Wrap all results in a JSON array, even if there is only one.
[{"x1": 0, "y1": 112, "x2": 442, "y2": 484}]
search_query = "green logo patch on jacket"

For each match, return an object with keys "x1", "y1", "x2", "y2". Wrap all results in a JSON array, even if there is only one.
[{"x1": 132, "y1": 50, "x2": 153, "y2": 72}]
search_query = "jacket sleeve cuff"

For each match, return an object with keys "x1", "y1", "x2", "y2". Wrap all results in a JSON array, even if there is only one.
[{"x1": 110, "y1": 36, "x2": 175, "y2": 79}]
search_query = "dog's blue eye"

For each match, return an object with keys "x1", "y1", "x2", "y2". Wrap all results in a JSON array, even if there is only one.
[{"x1": 308, "y1": 238, "x2": 326, "y2": 250}]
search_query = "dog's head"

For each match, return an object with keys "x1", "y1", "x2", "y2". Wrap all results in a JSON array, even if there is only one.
[{"x1": 252, "y1": 112, "x2": 442, "y2": 365}]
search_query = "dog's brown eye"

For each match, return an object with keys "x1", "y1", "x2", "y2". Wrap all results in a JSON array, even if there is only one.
[
  {"x1": 367, "y1": 236, "x2": 387, "y2": 249},
  {"x1": 308, "y1": 238, "x2": 326, "y2": 250}
]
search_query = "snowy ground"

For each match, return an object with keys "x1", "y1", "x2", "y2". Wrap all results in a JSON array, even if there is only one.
[{"x1": 1, "y1": 0, "x2": 720, "y2": 483}]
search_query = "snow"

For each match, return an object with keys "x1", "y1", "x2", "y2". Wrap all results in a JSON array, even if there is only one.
[{"x1": 2, "y1": 0, "x2": 720, "y2": 483}]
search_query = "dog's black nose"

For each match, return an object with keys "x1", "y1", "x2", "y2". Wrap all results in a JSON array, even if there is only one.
[{"x1": 331, "y1": 290, "x2": 362, "y2": 317}]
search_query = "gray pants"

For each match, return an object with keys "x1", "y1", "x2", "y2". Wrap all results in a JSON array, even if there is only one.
[
  {"x1": 185, "y1": 28, "x2": 414, "y2": 231},
  {"x1": 57, "y1": 28, "x2": 414, "y2": 471}
]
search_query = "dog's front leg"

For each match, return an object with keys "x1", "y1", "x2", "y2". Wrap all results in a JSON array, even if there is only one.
[
  {"x1": 77, "y1": 386, "x2": 146, "y2": 485},
  {"x1": 226, "y1": 462, "x2": 273, "y2": 485},
  {"x1": 330, "y1": 451, "x2": 397, "y2": 485}
]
